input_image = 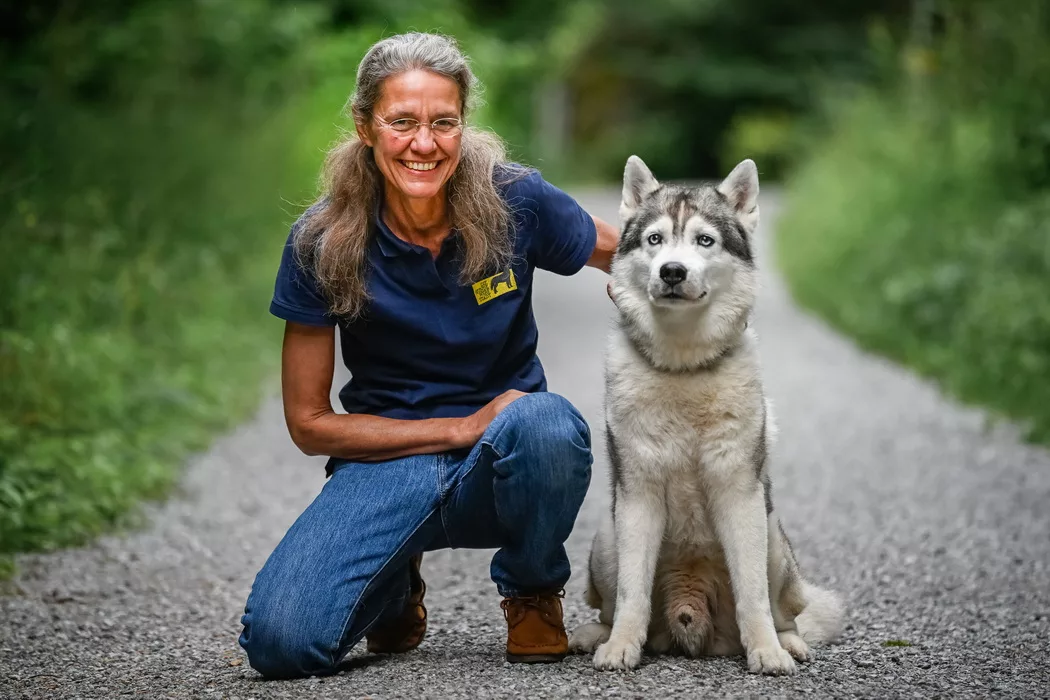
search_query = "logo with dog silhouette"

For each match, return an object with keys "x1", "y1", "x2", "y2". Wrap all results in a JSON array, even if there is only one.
[{"x1": 472, "y1": 268, "x2": 518, "y2": 305}]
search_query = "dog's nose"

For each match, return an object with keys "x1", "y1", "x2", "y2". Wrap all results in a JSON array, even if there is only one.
[{"x1": 659, "y1": 262, "x2": 687, "y2": 285}]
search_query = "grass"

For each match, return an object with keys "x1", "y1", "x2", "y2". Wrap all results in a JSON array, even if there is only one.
[
  {"x1": 777, "y1": 94, "x2": 1050, "y2": 443},
  {"x1": 0, "y1": 85, "x2": 341, "y2": 561}
]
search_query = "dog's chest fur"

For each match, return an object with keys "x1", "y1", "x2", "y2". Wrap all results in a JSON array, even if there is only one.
[{"x1": 605, "y1": 330, "x2": 765, "y2": 548}]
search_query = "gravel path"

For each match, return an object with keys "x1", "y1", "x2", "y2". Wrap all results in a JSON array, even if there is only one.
[{"x1": 3, "y1": 190, "x2": 1048, "y2": 699}]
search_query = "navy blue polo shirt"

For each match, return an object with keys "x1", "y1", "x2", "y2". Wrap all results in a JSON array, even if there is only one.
[{"x1": 270, "y1": 167, "x2": 597, "y2": 421}]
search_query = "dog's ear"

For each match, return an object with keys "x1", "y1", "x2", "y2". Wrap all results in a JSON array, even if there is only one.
[
  {"x1": 717, "y1": 159, "x2": 760, "y2": 231},
  {"x1": 622, "y1": 155, "x2": 659, "y2": 213}
]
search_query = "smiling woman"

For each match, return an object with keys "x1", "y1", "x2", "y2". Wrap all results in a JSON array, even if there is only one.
[
  {"x1": 237, "y1": 32, "x2": 620, "y2": 680},
  {"x1": 296, "y1": 35, "x2": 520, "y2": 321},
  {"x1": 360, "y1": 70, "x2": 464, "y2": 214}
]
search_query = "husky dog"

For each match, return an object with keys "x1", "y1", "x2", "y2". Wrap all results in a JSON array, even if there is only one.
[{"x1": 569, "y1": 157, "x2": 845, "y2": 675}]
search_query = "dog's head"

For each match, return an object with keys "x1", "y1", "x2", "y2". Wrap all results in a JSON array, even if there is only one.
[{"x1": 612, "y1": 156, "x2": 760, "y2": 311}]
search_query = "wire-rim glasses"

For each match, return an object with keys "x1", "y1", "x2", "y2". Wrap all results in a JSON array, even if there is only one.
[{"x1": 373, "y1": 114, "x2": 463, "y2": 138}]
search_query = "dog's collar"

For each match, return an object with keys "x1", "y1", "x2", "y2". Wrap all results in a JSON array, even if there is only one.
[{"x1": 624, "y1": 323, "x2": 746, "y2": 374}]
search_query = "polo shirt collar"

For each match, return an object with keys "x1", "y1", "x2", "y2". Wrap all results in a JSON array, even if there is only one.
[
  {"x1": 373, "y1": 199, "x2": 461, "y2": 259},
  {"x1": 374, "y1": 206, "x2": 419, "y2": 258}
]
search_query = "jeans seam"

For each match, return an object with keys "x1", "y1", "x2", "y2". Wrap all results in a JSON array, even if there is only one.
[
  {"x1": 331, "y1": 506, "x2": 438, "y2": 667},
  {"x1": 438, "y1": 452, "x2": 452, "y2": 539},
  {"x1": 441, "y1": 440, "x2": 505, "y2": 548}
]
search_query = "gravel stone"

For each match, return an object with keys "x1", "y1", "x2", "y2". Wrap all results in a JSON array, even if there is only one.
[{"x1": 2, "y1": 191, "x2": 1048, "y2": 699}]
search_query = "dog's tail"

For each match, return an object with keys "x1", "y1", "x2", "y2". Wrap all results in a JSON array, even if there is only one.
[{"x1": 795, "y1": 581, "x2": 846, "y2": 644}]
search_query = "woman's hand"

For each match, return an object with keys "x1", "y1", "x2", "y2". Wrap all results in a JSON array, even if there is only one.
[
  {"x1": 282, "y1": 321, "x2": 491, "y2": 462},
  {"x1": 455, "y1": 389, "x2": 527, "y2": 448}
]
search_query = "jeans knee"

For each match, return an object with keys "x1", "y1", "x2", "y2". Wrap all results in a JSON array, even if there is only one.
[
  {"x1": 517, "y1": 392, "x2": 591, "y2": 445},
  {"x1": 239, "y1": 586, "x2": 340, "y2": 679},
  {"x1": 505, "y1": 392, "x2": 592, "y2": 492}
]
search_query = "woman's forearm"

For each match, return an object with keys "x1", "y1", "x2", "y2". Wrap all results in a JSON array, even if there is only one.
[{"x1": 289, "y1": 410, "x2": 473, "y2": 462}]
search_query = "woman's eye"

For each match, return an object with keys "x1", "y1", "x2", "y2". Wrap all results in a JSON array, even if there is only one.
[
  {"x1": 647, "y1": 233, "x2": 663, "y2": 246},
  {"x1": 389, "y1": 119, "x2": 417, "y2": 132},
  {"x1": 697, "y1": 234, "x2": 715, "y2": 247},
  {"x1": 431, "y1": 118, "x2": 461, "y2": 133}
]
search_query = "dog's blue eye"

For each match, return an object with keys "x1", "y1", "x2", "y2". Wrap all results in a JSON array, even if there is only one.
[
  {"x1": 697, "y1": 234, "x2": 715, "y2": 247},
  {"x1": 647, "y1": 233, "x2": 662, "y2": 246}
]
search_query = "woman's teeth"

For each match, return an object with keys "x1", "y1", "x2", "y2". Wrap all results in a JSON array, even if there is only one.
[{"x1": 402, "y1": 161, "x2": 438, "y2": 171}]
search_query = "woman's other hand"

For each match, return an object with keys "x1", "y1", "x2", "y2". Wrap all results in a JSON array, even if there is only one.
[{"x1": 456, "y1": 389, "x2": 527, "y2": 448}]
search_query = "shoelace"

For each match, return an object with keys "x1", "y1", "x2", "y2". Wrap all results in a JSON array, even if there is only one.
[{"x1": 500, "y1": 589, "x2": 566, "y2": 620}]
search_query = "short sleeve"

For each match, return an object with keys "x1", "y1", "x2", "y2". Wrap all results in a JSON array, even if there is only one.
[
  {"x1": 270, "y1": 213, "x2": 336, "y2": 327},
  {"x1": 516, "y1": 171, "x2": 597, "y2": 276}
]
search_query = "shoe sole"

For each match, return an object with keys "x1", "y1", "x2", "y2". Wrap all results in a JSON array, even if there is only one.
[{"x1": 505, "y1": 653, "x2": 566, "y2": 664}]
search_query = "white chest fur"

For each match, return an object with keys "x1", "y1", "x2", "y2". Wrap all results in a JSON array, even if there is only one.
[{"x1": 604, "y1": 329, "x2": 766, "y2": 547}]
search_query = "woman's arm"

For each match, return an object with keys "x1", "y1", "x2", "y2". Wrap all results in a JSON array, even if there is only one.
[
  {"x1": 281, "y1": 322, "x2": 524, "y2": 462},
  {"x1": 585, "y1": 215, "x2": 620, "y2": 273}
]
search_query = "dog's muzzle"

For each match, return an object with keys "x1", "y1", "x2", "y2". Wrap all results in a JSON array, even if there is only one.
[
  {"x1": 660, "y1": 263, "x2": 687, "y2": 286},
  {"x1": 650, "y1": 263, "x2": 707, "y2": 303}
]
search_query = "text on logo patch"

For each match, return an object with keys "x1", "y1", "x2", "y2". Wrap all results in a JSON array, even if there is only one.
[{"x1": 472, "y1": 268, "x2": 518, "y2": 305}]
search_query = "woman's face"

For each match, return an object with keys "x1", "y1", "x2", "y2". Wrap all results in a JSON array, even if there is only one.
[{"x1": 358, "y1": 69, "x2": 463, "y2": 203}]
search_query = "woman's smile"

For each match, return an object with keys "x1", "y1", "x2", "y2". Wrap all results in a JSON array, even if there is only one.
[{"x1": 399, "y1": 159, "x2": 443, "y2": 172}]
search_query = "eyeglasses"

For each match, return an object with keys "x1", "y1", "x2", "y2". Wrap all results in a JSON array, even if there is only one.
[{"x1": 373, "y1": 114, "x2": 463, "y2": 138}]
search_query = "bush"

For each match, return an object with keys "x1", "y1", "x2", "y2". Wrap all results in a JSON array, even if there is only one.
[
  {"x1": 777, "y1": 0, "x2": 1050, "y2": 442},
  {"x1": 0, "y1": 1, "x2": 327, "y2": 555}
]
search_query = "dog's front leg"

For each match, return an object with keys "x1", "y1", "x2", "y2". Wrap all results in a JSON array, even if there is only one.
[
  {"x1": 593, "y1": 485, "x2": 665, "y2": 671},
  {"x1": 711, "y1": 482, "x2": 797, "y2": 675}
]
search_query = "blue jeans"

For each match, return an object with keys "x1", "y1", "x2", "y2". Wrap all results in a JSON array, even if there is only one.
[{"x1": 238, "y1": 392, "x2": 592, "y2": 679}]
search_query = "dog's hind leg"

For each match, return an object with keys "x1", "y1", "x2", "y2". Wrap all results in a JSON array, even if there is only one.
[
  {"x1": 569, "y1": 623, "x2": 612, "y2": 653},
  {"x1": 767, "y1": 517, "x2": 845, "y2": 658},
  {"x1": 766, "y1": 518, "x2": 813, "y2": 662},
  {"x1": 766, "y1": 519, "x2": 845, "y2": 648},
  {"x1": 774, "y1": 519, "x2": 845, "y2": 649}
]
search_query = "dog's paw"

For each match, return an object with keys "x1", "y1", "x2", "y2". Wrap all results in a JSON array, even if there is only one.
[
  {"x1": 747, "y1": 644, "x2": 797, "y2": 675},
  {"x1": 569, "y1": 623, "x2": 611, "y2": 654},
  {"x1": 777, "y1": 631, "x2": 812, "y2": 663},
  {"x1": 594, "y1": 636, "x2": 642, "y2": 671}
]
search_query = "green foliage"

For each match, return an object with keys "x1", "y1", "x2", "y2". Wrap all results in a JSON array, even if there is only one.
[
  {"x1": 778, "y1": 0, "x2": 1050, "y2": 443},
  {"x1": 0, "y1": 1, "x2": 328, "y2": 554},
  {"x1": 721, "y1": 111, "x2": 800, "y2": 176},
  {"x1": 565, "y1": 0, "x2": 910, "y2": 180},
  {"x1": 0, "y1": 556, "x2": 15, "y2": 582}
]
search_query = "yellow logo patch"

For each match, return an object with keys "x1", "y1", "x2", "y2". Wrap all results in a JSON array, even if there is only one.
[{"x1": 472, "y1": 269, "x2": 518, "y2": 305}]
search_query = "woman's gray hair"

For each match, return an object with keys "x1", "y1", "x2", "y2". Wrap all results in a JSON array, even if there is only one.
[
  {"x1": 350, "y1": 32, "x2": 479, "y2": 125},
  {"x1": 295, "y1": 32, "x2": 516, "y2": 321}
]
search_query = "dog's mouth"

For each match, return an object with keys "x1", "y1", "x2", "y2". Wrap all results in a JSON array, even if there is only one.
[{"x1": 654, "y1": 289, "x2": 708, "y2": 304}]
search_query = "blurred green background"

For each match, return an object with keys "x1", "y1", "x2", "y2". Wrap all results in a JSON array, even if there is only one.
[{"x1": 2, "y1": 0, "x2": 1047, "y2": 563}]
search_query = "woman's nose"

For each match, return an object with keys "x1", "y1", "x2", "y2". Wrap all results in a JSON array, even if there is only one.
[{"x1": 411, "y1": 126, "x2": 437, "y2": 153}]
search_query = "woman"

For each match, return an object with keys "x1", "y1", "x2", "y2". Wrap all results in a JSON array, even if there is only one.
[{"x1": 238, "y1": 32, "x2": 619, "y2": 679}]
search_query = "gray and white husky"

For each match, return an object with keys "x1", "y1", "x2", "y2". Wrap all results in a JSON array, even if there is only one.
[{"x1": 569, "y1": 156, "x2": 845, "y2": 675}]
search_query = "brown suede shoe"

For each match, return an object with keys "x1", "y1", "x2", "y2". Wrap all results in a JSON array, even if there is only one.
[
  {"x1": 366, "y1": 553, "x2": 426, "y2": 654},
  {"x1": 501, "y1": 590, "x2": 568, "y2": 663}
]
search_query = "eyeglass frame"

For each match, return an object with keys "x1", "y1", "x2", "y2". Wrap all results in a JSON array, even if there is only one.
[{"x1": 372, "y1": 114, "x2": 464, "y2": 138}]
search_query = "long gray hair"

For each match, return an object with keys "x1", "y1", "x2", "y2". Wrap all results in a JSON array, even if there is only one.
[{"x1": 295, "y1": 32, "x2": 515, "y2": 320}]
